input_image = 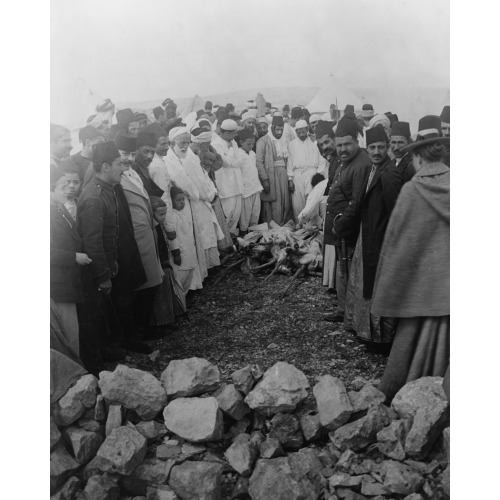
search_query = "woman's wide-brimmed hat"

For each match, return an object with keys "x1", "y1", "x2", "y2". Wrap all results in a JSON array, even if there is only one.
[{"x1": 400, "y1": 115, "x2": 450, "y2": 154}]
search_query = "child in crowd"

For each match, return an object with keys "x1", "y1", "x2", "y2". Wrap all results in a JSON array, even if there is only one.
[
  {"x1": 63, "y1": 171, "x2": 81, "y2": 220},
  {"x1": 169, "y1": 186, "x2": 202, "y2": 294}
]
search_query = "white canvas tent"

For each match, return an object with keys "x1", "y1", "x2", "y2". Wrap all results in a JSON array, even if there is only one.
[
  {"x1": 306, "y1": 75, "x2": 363, "y2": 114},
  {"x1": 180, "y1": 94, "x2": 205, "y2": 118}
]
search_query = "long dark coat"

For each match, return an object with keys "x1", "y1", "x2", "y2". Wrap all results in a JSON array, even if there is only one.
[
  {"x1": 358, "y1": 156, "x2": 402, "y2": 298},
  {"x1": 50, "y1": 201, "x2": 84, "y2": 303},
  {"x1": 325, "y1": 148, "x2": 371, "y2": 247},
  {"x1": 396, "y1": 153, "x2": 416, "y2": 184}
]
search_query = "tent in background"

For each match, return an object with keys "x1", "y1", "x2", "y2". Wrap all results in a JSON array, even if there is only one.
[
  {"x1": 255, "y1": 93, "x2": 266, "y2": 117},
  {"x1": 181, "y1": 94, "x2": 205, "y2": 118},
  {"x1": 306, "y1": 75, "x2": 363, "y2": 114}
]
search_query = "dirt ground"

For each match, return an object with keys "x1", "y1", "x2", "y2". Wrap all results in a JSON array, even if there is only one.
[{"x1": 115, "y1": 265, "x2": 387, "y2": 389}]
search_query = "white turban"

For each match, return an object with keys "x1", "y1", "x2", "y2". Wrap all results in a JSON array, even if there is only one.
[
  {"x1": 368, "y1": 113, "x2": 391, "y2": 136},
  {"x1": 295, "y1": 119, "x2": 308, "y2": 130},
  {"x1": 241, "y1": 111, "x2": 256, "y2": 122},
  {"x1": 169, "y1": 127, "x2": 189, "y2": 142},
  {"x1": 309, "y1": 113, "x2": 322, "y2": 124},
  {"x1": 191, "y1": 130, "x2": 213, "y2": 143}
]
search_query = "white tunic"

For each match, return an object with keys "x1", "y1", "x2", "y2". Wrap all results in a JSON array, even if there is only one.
[
  {"x1": 211, "y1": 134, "x2": 244, "y2": 199},
  {"x1": 236, "y1": 148, "x2": 263, "y2": 198}
]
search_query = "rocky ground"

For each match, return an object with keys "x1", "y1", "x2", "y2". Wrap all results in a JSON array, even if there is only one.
[{"x1": 117, "y1": 269, "x2": 387, "y2": 389}]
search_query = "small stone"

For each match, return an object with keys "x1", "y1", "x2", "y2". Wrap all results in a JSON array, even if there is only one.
[
  {"x1": 164, "y1": 439, "x2": 179, "y2": 446},
  {"x1": 231, "y1": 476, "x2": 250, "y2": 499},
  {"x1": 335, "y1": 488, "x2": 367, "y2": 500},
  {"x1": 181, "y1": 443, "x2": 206, "y2": 458},
  {"x1": 381, "y1": 460, "x2": 425, "y2": 495},
  {"x1": 161, "y1": 357, "x2": 220, "y2": 399},
  {"x1": 231, "y1": 365, "x2": 254, "y2": 395},
  {"x1": 288, "y1": 448, "x2": 324, "y2": 485},
  {"x1": 53, "y1": 374, "x2": 98, "y2": 426},
  {"x1": 269, "y1": 413, "x2": 304, "y2": 451},
  {"x1": 350, "y1": 459, "x2": 378, "y2": 475},
  {"x1": 63, "y1": 427, "x2": 103, "y2": 465},
  {"x1": 122, "y1": 458, "x2": 172, "y2": 496},
  {"x1": 260, "y1": 438, "x2": 284, "y2": 459},
  {"x1": 99, "y1": 365, "x2": 167, "y2": 421},
  {"x1": 329, "y1": 472, "x2": 363, "y2": 488},
  {"x1": 251, "y1": 364, "x2": 264, "y2": 381},
  {"x1": 105, "y1": 404, "x2": 123, "y2": 437},
  {"x1": 147, "y1": 484, "x2": 179, "y2": 500},
  {"x1": 78, "y1": 418, "x2": 102, "y2": 433},
  {"x1": 156, "y1": 445, "x2": 181, "y2": 460},
  {"x1": 249, "y1": 430, "x2": 265, "y2": 448},
  {"x1": 351, "y1": 378, "x2": 368, "y2": 391},
  {"x1": 163, "y1": 397, "x2": 223, "y2": 442},
  {"x1": 334, "y1": 450, "x2": 359, "y2": 473},
  {"x1": 403, "y1": 494, "x2": 425, "y2": 500},
  {"x1": 392, "y1": 377, "x2": 450, "y2": 460},
  {"x1": 322, "y1": 467, "x2": 334, "y2": 478},
  {"x1": 225, "y1": 441, "x2": 259, "y2": 476},
  {"x1": 233, "y1": 432, "x2": 251, "y2": 444},
  {"x1": 244, "y1": 362, "x2": 309, "y2": 416},
  {"x1": 330, "y1": 404, "x2": 394, "y2": 452},
  {"x1": 348, "y1": 385, "x2": 386, "y2": 417},
  {"x1": 360, "y1": 481, "x2": 388, "y2": 496},
  {"x1": 249, "y1": 456, "x2": 320, "y2": 500},
  {"x1": 96, "y1": 426, "x2": 147, "y2": 475},
  {"x1": 300, "y1": 414, "x2": 322, "y2": 441},
  {"x1": 134, "y1": 421, "x2": 159, "y2": 442},
  {"x1": 94, "y1": 395, "x2": 107, "y2": 422},
  {"x1": 377, "y1": 419, "x2": 412, "y2": 460},
  {"x1": 168, "y1": 461, "x2": 223, "y2": 500},
  {"x1": 213, "y1": 384, "x2": 250, "y2": 420},
  {"x1": 252, "y1": 412, "x2": 266, "y2": 431},
  {"x1": 50, "y1": 445, "x2": 80, "y2": 493},
  {"x1": 313, "y1": 375, "x2": 353, "y2": 431},
  {"x1": 82, "y1": 473, "x2": 120, "y2": 500},
  {"x1": 50, "y1": 475, "x2": 81, "y2": 500},
  {"x1": 51, "y1": 417, "x2": 61, "y2": 451},
  {"x1": 267, "y1": 343, "x2": 278, "y2": 349}
]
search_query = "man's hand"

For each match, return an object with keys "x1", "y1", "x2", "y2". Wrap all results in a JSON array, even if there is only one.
[
  {"x1": 262, "y1": 179, "x2": 270, "y2": 193},
  {"x1": 98, "y1": 279, "x2": 112, "y2": 295},
  {"x1": 288, "y1": 180, "x2": 295, "y2": 193},
  {"x1": 76, "y1": 253, "x2": 92, "y2": 266},
  {"x1": 166, "y1": 231, "x2": 177, "y2": 241}
]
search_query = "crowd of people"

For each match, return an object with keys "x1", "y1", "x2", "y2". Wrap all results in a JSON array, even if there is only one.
[{"x1": 50, "y1": 96, "x2": 450, "y2": 401}]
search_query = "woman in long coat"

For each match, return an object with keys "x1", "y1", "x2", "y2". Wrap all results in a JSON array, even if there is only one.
[{"x1": 371, "y1": 116, "x2": 450, "y2": 402}]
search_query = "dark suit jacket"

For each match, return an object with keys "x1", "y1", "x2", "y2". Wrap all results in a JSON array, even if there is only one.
[
  {"x1": 326, "y1": 148, "x2": 371, "y2": 247},
  {"x1": 337, "y1": 155, "x2": 402, "y2": 298},
  {"x1": 50, "y1": 201, "x2": 84, "y2": 303},
  {"x1": 396, "y1": 153, "x2": 416, "y2": 184}
]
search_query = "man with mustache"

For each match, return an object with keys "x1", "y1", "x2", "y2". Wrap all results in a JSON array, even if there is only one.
[
  {"x1": 389, "y1": 121, "x2": 415, "y2": 184},
  {"x1": 334, "y1": 125, "x2": 402, "y2": 348},
  {"x1": 314, "y1": 121, "x2": 340, "y2": 292},
  {"x1": 323, "y1": 118, "x2": 371, "y2": 323},
  {"x1": 133, "y1": 131, "x2": 165, "y2": 198}
]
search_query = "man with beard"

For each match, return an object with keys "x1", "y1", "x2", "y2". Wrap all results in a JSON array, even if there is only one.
[
  {"x1": 323, "y1": 119, "x2": 371, "y2": 323},
  {"x1": 256, "y1": 117, "x2": 269, "y2": 139},
  {"x1": 335, "y1": 125, "x2": 402, "y2": 349},
  {"x1": 119, "y1": 132, "x2": 163, "y2": 346},
  {"x1": 77, "y1": 142, "x2": 147, "y2": 372},
  {"x1": 61, "y1": 125, "x2": 106, "y2": 190},
  {"x1": 211, "y1": 119, "x2": 245, "y2": 236},
  {"x1": 389, "y1": 121, "x2": 415, "y2": 184},
  {"x1": 288, "y1": 120, "x2": 327, "y2": 220},
  {"x1": 256, "y1": 115, "x2": 292, "y2": 225},
  {"x1": 133, "y1": 131, "x2": 164, "y2": 197},
  {"x1": 51, "y1": 124, "x2": 72, "y2": 167},
  {"x1": 315, "y1": 120, "x2": 340, "y2": 291}
]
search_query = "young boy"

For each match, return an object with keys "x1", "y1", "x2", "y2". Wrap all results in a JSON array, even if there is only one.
[
  {"x1": 236, "y1": 128, "x2": 262, "y2": 235},
  {"x1": 63, "y1": 171, "x2": 81, "y2": 220},
  {"x1": 169, "y1": 186, "x2": 203, "y2": 294}
]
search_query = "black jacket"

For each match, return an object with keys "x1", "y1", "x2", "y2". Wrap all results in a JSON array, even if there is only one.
[
  {"x1": 396, "y1": 153, "x2": 416, "y2": 184},
  {"x1": 325, "y1": 148, "x2": 371, "y2": 247},
  {"x1": 337, "y1": 155, "x2": 402, "y2": 298},
  {"x1": 50, "y1": 201, "x2": 84, "y2": 303},
  {"x1": 133, "y1": 162, "x2": 164, "y2": 198}
]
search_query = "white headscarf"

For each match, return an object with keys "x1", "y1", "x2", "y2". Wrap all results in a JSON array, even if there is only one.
[{"x1": 169, "y1": 127, "x2": 189, "y2": 142}]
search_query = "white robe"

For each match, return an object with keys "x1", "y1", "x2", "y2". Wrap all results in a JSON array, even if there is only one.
[
  {"x1": 165, "y1": 149, "x2": 208, "y2": 280},
  {"x1": 287, "y1": 137, "x2": 327, "y2": 219}
]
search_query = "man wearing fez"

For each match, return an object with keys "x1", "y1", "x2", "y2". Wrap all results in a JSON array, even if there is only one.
[
  {"x1": 282, "y1": 104, "x2": 291, "y2": 122},
  {"x1": 389, "y1": 121, "x2": 416, "y2": 184},
  {"x1": 108, "y1": 108, "x2": 135, "y2": 140},
  {"x1": 61, "y1": 125, "x2": 106, "y2": 189},
  {"x1": 133, "y1": 130, "x2": 165, "y2": 198},
  {"x1": 153, "y1": 106, "x2": 167, "y2": 129},
  {"x1": 315, "y1": 120, "x2": 341, "y2": 291},
  {"x1": 288, "y1": 119, "x2": 327, "y2": 220},
  {"x1": 256, "y1": 115, "x2": 292, "y2": 225},
  {"x1": 211, "y1": 119, "x2": 244, "y2": 236},
  {"x1": 335, "y1": 125, "x2": 402, "y2": 348},
  {"x1": 323, "y1": 118, "x2": 371, "y2": 323},
  {"x1": 77, "y1": 142, "x2": 147, "y2": 373},
  {"x1": 440, "y1": 105, "x2": 450, "y2": 138}
]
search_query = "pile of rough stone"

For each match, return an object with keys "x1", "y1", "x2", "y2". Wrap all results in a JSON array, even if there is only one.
[{"x1": 50, "y1": 358, "x2": 450, "y2": 500}]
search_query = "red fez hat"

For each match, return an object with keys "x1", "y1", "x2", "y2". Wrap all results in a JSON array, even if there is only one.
[
  {"x1": 93, "y1": 141, "x2": 120, "y2": 165},
  {"x1": 336, "y1": 118, "x2": 359, "y2": 139},
  {"x1": 272, "y1": 115, "x2": 284, "y2": 127},
  {"x1": 314, "y1": 120, "x2": 335, "y2": 139},
  {"x1": 400, "y1": 115, "x2": 449, "y2": 154},
  {"x1": 114, "y1": 131, "x2": 137, "y2": 152},
  {"x1": 116, "y1": 108, "x2": 135, "y2": 127},
  {"x1": 390, "y1": 121, "x2": 411, "y2": 139},
  {"x1": 366, "y1": 125, "x2": 388, "y2": 146},
  {"x1": 440, "y1": 105, "x2": 450, "y2": 123},
  {"x1": 137, "y1": 131, "x2": 157, "y2": 149}
]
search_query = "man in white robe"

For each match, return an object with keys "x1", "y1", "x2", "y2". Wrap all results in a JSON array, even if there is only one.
[
  {"x1": 211, "y1": 119, "x2": 244, "y2": 236},
  {"x1": 288, "y1": 120, "x2": 327, "y2": 220}
]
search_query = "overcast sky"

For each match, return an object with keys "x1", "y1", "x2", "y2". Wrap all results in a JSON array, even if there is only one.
[{"x1": 51, "y1": 0, "x2": 449, "y2": 102}]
